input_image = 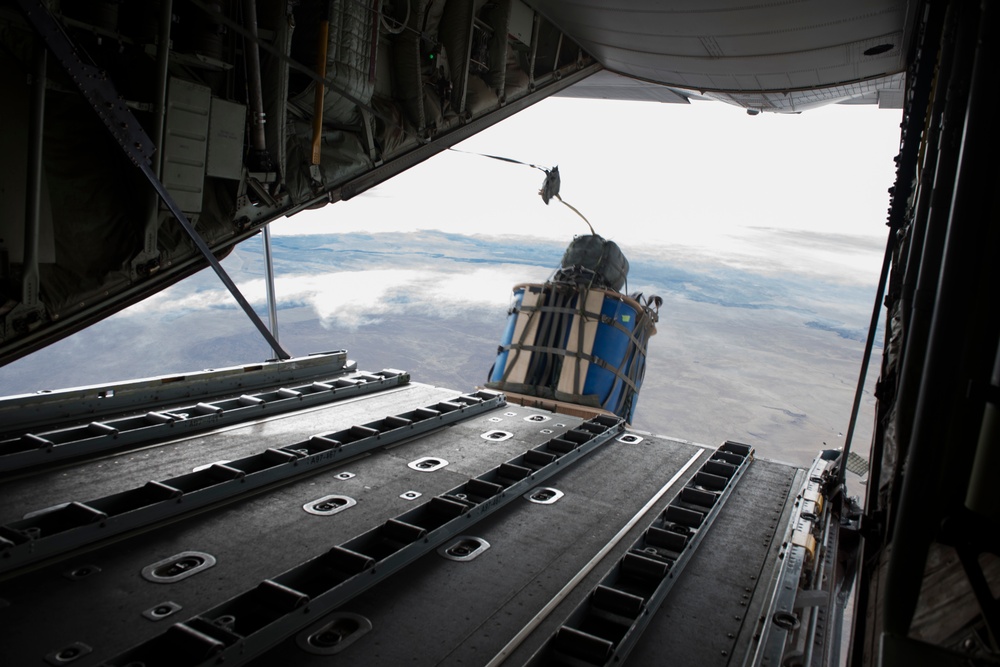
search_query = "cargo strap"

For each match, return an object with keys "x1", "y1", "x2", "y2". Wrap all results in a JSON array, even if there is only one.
[
  {"x1": 496, "y1": 344, "x2": 641, "y2": 395},
  {"x1": 0, "y1": 370, "x2": 408, "y2": 473},
  {"x1": 500, "y1": 294, "x2": 652, "y2": 373},
  {"x1": 515, "y1": 303, "x2": 652, "y2": 356},
  {"x1": 497, "y1": 286, "x2": 655, "y2": 414},
  {"x1": 103, "y1": 414, "x2": 625, "y2": 667},
  {"x1": 0, "y1": 390, "x2": 504, "y2": 575},
  {"x1": 525, "y1": 441, "x2": 755, "y2": 666}
]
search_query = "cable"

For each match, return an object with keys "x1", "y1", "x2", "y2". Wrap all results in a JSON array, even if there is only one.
[
  {"x1": 554, "y1": 194, "x2": 596, "y2": 235},
  {"x1": 448, "y1": 148, "x2": 598, "y2": 236}
]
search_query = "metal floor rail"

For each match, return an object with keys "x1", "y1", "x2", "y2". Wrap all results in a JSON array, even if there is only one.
[
  {"x1": 526, "y1": 440, "x2": 755, "y2": 666},
  {"x1": 0, "y1": 352, "x2": 354, "y2": 439},
  {"x1": 0, "y1": 390, "x2": 504, "y2": 576},
  {"x1": 750, "y1": 453, "x2": 838, "y2": 667},
  {"x1": 100, "y1": 414, "x2": 626, "y2": 667},
  {"x1": 0, "y1": 368, "x2": 408, "y2": 473}
]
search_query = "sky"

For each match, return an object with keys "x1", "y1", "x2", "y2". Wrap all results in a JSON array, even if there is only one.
[{"x1": 277, "y1": 97, "x2": 902, "y2": 283}]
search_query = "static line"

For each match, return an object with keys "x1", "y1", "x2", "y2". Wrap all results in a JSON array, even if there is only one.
[{"x1": 485, "y1": 446, "x2": 706, "y2": 667}]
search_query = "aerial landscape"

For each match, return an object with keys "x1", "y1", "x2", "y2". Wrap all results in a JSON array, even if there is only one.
[{"x1": 0, "y1": 225, "x2": 881, "y2": 468}]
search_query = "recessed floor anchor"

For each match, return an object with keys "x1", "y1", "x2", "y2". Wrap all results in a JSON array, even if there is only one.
[
  {"x1": 62, "y1": 564, "x2": 101, "y2": 581},
  {"x1": 304, "y1": 495, "x2": 357, "y2": 516},
  {"x1": 45, "y1": 642, "x2": 92, "y2": 666},
  {"x1": 438, "y1": 536, "x2": 490, "y2": 562},
  {"x1": 524, "y1": 487, "x2": 564, "y2": 504},
  {"x1": 297, "y1": 612, "x2": 373, "y2": 655},
  {"x1": 142, "y1": 601, "x2": 182, "y2": 621},
  {"x1": 141, "y1": 551, "x2": 217, "y2": 584},
  {"x1": 481, "y1": 430, "x2": 513, "y2": 442},
  {"x1": 772, "y1": 611, "x2": 801, "y2": 631},
  {"x1": 408, "y1": 457, "x2": 449, "y2": 472}
]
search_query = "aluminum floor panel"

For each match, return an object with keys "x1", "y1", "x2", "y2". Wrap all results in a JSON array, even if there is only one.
[
  {"x1": 0, "y1": 395, "x2": 587, "y2": 666},
  {"x1": 248, "y1": 435, "x2": 708, "y2": 666},
  {"x1": 626, "y1": 458, "x2": 803, "y2": 667},
  {"x1": 0, "y1": 383, "x2": 804, "y2": 667}
]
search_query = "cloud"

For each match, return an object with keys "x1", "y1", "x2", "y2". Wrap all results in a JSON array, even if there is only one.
[
  {"x1": 620, "y1": 226, "x2": 885, "y2": 287},
  {"x1": 743, "y1": 227, "x2": 886, "y2": 253},
  {"x1": 121, "y1": 228, "x2": 878, "y2": 347},
  {"x1": 126, "y1": 264, "x2": 552, "y2": 331},
  {"x1": 310, "y1": 265, "x2": 552, "y2": 328}
]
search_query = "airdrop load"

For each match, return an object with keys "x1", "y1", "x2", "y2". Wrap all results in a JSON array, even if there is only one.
[{"x1": 486, "y1": 235, "x2": 659, "y2": 423}]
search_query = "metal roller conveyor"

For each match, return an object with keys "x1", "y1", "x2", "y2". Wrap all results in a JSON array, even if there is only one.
[
  {"x1": 0, "y1": 390, "x2": 505, "y2": 575},
  {"x1": 526, "y1": 441, "x2": 754, "y2": 666},
  {"x1": 0, "y1": 369, "x2": 409, "y2": 473},
  {"x1": 103, "y1": 414, "x2": 625, "y2": 667}
]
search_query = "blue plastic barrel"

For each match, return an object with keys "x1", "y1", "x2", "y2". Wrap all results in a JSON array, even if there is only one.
[
  {"x1": 488, "y1": 286, "x2": 650, "y2": 423},
  {"x1": 583, "y1": 296, "x2": 639, "y2": 415}
]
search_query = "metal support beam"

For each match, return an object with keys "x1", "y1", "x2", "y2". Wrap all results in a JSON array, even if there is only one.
[
  {"x1": 310, "y1": 15, "x2": 329, "y2": 169},
  {"x1": 243, "y1": 0, "x2": 268, "y2": 157},
  {"x1": 0, "y1": 369, "x2": 406, "y2": 473},
  {"x1": 16, "y1": 0, "x2": 291, "y2": 360},
  {"x1": 0, "y1": 351, "x2": 349, "y2": 437},
  {"x1": 840, "y1": 232, "x2": 892, "y2": 487},
  {"x1": 891, "y1": 0, "x2": 976, "y2": 490},
  {"x1": 752, "y1": 454, "x2": 839, "y2": 666},
  {"x1": 22, "y1": 42, "x2": 45, "y2": 309},
  {"x1": 134, "y1": 0, "x2": 174, "y2": 276},
  {"x1": 261, "y1": 224, "x2": 280, "y2": 355},
  {"x1": 885, "y1": 0, "x2": 1000, "y2": 636}
]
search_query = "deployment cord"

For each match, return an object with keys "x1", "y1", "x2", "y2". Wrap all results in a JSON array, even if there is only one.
[{"x1": 447, "y1": 148, "x2": 597, "y2": 235}]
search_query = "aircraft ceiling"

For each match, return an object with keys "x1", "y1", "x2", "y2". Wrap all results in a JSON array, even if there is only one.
[{"x1": 542, "y1": 0, "x2": 912, "y2": 111}]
